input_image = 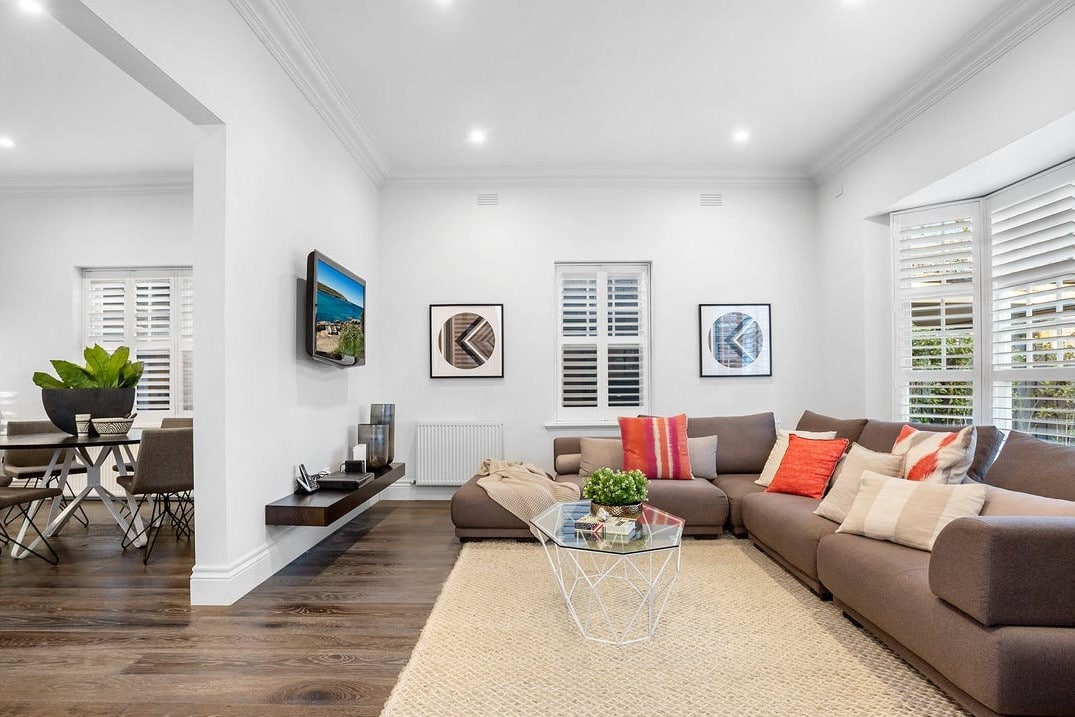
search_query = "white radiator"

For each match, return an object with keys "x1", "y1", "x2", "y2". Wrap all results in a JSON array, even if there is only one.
[{"x1": 414, "y1": 421, "x2": 504, "y2": 486}]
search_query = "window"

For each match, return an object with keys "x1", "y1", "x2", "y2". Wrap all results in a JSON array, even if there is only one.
[
  {"x1": 893, "y1": 204, "x2": 979, "y2": 425},
  {"x1": 892, "y1": 158, "x2": 1075, "y2": 443},
  {"x1": 555, "y1": 262, "x2": 650, "y2": 422},
  {"x1": 83, "y1": 267, "x2": 194, "y2": 417}
]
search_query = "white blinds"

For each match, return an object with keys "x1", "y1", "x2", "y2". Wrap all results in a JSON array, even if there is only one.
[
  {"x1": 990, "y1": 167, "x2": 1075, "y2": 442},
  {"x1": 83, "y1": 267, "x2": 194, "y2": 417},
  {"x1": 556, "y1": 263, "x2": 650, "y2": 421},
  {"x1": 892, "y1": 205, "x2": 978, "y2": 425}
]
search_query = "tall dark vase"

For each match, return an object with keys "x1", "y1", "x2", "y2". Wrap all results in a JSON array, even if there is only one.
[
  {"x1": 369, "y1": 403, "x2": 395, "y2": 464},
  {"x1": 357, "y1": 423, "x2": 390, "y2": 471},
  {"x1": 41, "y1": 387, "x2": 136, "y2": 435}
]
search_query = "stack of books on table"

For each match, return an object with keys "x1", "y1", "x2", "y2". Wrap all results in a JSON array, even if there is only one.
[{"x1": 572, "y1": 514, "x2": 643, "y2": 542}]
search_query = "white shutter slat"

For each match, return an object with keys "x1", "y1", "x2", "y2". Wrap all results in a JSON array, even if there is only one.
[
  {"x1": 560, "y1": 274, "x2": 598, "y2": 337},
  {"x1": 135, "y1": 348, "x2": 172, "y2": 411},
  {"x1": 896, "y1": 216, "x2": 974, "y2": 290},
  {"x1": 86, "y1": 279, "x2": 127, "y2": 343},
  {"x1": 135, "y1": 279, "x2": 173, "y2": 340},
  {"x1": 561, "y1": 344, "x2": 598, "y2": 408}
]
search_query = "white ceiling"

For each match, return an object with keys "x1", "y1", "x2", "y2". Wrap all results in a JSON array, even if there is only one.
[
  {"x1": 0, "y1": 6, "x2": 198, "y2": 181},
  {"x1": 287, "y1": 0, "x2": 1011, "y2": 177}
]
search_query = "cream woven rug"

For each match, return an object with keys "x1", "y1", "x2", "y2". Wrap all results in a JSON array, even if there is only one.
[{"x1": 381, "y1": 539, "x2": 968, "y2": 717}]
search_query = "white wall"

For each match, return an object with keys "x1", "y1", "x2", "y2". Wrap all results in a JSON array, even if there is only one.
[
  {"x1": 84, "y1": 1, "x2": 381, "y2": 603},
  {"x1": 379, "y1": 182, "x2": 818, "y2": 474},
  {"x1": 0, "y1": 190, "x2": 193, "y2": 422},
  {"x1": 814, "y1": 5, "x2": 1075, "y2": 420}
]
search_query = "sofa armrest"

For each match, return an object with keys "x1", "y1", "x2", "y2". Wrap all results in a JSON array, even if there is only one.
[{"x1": 929, "y1": 516, "x2": 1075, "y2": 627}]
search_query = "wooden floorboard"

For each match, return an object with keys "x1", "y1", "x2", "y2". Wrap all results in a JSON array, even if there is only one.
[{"x1": 0, "y1": 500, "x2": 460, "y2": 716}]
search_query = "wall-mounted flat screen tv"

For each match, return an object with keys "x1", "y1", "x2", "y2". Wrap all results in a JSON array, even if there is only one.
[{"x1": 306, "y1": 250, "x2": 366, "y2": 367}]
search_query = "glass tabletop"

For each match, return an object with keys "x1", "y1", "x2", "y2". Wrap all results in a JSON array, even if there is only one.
[{"x1": 531, "y1": 501, "x2": 684, "y2": 554}]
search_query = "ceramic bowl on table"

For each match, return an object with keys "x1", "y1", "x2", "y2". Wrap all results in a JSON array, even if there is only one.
[{"x1": 91, "y1": 417, "x2": 134, "y2": 435}]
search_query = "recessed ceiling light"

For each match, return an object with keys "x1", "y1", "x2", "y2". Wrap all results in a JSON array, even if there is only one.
[
  {"x1": 467, "y1": 128, "x2": 487, "y2": 145},
  {"x1": 732, "y1": 127, "x2": 751, "y2": 144},
  {"x1": 18, "y1": 0, "x2": 45, "y2": 14},
  {"x1": 0, "y1": 137, "x2": 15, "y2": 149}
]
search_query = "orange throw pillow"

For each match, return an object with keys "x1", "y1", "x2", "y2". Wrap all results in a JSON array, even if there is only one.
[
  {"x1": 766, "y1": 435, "x2": 849, "y2": 499},
  {"x1": 618, "y1": 414, "x2": 692, "y2": 480}
]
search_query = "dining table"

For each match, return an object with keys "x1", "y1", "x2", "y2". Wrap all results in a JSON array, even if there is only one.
[{"x1": 0, "y1": 429, "x2": 147, "y2": 559}]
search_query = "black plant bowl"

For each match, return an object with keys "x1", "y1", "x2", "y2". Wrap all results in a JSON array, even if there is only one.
[{"x1": 41, "y1": 388, "x2": 136, "y2": 434}]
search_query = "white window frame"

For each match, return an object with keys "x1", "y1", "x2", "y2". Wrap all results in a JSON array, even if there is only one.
[
  {"x1": 82, "y1": 267, "x2": 194, "y2": 418},
  {"x1": 553, "y1": 262, "x2": 651, "y2": 425}
]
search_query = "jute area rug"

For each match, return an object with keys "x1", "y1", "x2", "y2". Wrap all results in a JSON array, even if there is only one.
[{"x1": 381, "y1": 539, "x2": 968, "y2": 717}]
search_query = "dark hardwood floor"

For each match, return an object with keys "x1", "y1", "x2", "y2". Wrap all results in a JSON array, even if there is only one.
[{"x1": 0, "y1": 500, "x2": 460, "y2": 716}]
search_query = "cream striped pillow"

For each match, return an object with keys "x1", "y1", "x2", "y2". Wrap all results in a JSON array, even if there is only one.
[{"x1": 836, "y1": 471, "x2": 987, "y2": 551}]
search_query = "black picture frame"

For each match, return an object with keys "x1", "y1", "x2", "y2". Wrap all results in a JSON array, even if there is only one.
[{"x1": 698, "y1": 303, "x2": 772, "y2": 377}]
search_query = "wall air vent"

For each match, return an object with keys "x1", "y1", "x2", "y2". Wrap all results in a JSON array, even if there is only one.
[
  {"x1": 700, "y1": 193, "x2": 724, "y2": 207},
  {"x1": 477, "y1": 193, "x2": 499, "y2": 206}
]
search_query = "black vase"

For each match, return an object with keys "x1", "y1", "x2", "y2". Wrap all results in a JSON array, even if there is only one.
[
  {"x1": 41, "y1": 388, "x2": 136, "y2": 434},
  {"x1": 357, "y1": 423, "x2": 390, "y2": 471},
  {"x1": 369, "y1": 403, "x2": 395, "y2": 464}
]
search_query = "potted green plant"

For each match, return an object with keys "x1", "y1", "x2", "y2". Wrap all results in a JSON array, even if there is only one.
[
  {"x1": 583, "y1": 467, "x2": 648, "y2": 518},
  {"x1": 32, "y1": 345, "x2": 144, "y2": 434}
]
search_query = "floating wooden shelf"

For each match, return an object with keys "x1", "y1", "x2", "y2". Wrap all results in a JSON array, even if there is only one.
[{"x1": 265, "y1": 462, "x2": 406, "y2": 526}]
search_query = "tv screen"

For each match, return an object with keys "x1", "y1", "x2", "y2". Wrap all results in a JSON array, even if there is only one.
[{"x1": 306, "y1": 250, "x2": 366, "y2": 367}]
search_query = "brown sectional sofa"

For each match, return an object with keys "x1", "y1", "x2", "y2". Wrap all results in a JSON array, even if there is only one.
[{"x1": 448, "y1": 409, "x2": 1075, "y2": 716}]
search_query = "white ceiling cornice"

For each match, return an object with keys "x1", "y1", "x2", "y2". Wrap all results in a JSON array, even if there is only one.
[
  {"x1": 810, "y1": 0, "x2": 1075, "y2": 183},
  {"x1": 229, "y1": 0, "x2": 390, "y2": 185},
  {"x1": 0, "y1": 172, "x2": 193, "y2": 198},
  {"x1": 384, "y1": 165, "x2": 812, "y2": 189}
]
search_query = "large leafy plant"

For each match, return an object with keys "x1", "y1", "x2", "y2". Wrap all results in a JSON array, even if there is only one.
[
  {"x1": 32, "y1": 345, "x2": 144, "y2": 389},
  {"x1": 583, "y1": 467, "x2": 648, "y2": 506}
]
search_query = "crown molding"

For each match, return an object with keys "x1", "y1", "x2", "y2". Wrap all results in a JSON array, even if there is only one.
[
  {"x1": 810, "y1": 0, "x2": 1075, "y2": 183},
  {"x1": 0, "y1": 172, "x2": 193, "y2": 198},
  {"x1": 383, "y1": 165, "x2": 812, "y2": 189},
  {"x1": 230, "y1": 0, "x2": 390, "y2": 184}
]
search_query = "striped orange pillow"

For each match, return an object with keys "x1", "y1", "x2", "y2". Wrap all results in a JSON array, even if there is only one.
[
  {"x1": 618, "y1": 414, "x2": 692, "y2": 480},
  {"x1": 891, "y1": 425, "x2": 976, "y2": 484}
]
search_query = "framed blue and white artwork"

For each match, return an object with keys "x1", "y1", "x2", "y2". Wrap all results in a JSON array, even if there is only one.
[{"x1": 699, "y1": 304, "x2": 772, "y2": 377}]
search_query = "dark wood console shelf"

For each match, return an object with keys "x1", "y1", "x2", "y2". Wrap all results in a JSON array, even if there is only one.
[{"x1": 265, "y1": 462, "x2": 406, "y2": 526}]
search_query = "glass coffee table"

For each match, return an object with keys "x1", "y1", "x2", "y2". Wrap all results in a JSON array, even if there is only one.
[{"x1": 530, "y1": 501, "x2": 685, "y2": 645}]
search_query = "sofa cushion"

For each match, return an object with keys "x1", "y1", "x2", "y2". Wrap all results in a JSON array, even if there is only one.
[
  {"x1": 891, "y1": 425, "x2": 976, "y2": 484},
  {"x1": 981, "y1": 484, "x2": 1075, "y2": 516},
  {"x1": 837, "y1": 473, "x2": 987, "y2": 551},
  {"x1": 766, "y1": 436, "x2": 847, "y2": 499},
  {"x1": 557, "y1": 474, "x2": 727, "y2": 529},
  {"x1": 741, "y1": 491, "x2": 838, "y2": 586},
  {"x1": 755, "y1": 429, "x2": 837, "y2": 487},
  {"x1": 554, "y1": 453, "x2": 581, "y2": 475},
  {"x1": 857, "y1": 420, "x2": 1002, "y2": 482},
  {"x1": 687, "y1": 435, "x2": 719, "y2": 480},
  {"x1": 687, "y1": 413, "x2": 776, "y2": 474},
  {"x1": 795, "y1": 410, "x2": 869, "y2": 443},
  {"x1": 450, "y1": 475, "x2": 529, "y2": 530},
  {"x1": 815, "y1": 443, "x2": 905, "y2": 524},
  {"x1": 619, "y1": 414, "x2": 692, "y2": 479},
  {"x1": 578, "y1": 437, "x2": 622, "y2": 476},
  {"x1": 713, "y1": 473, "x2": 764, "y2": 534},
  {"x1": 983, "y1": 430, "x2": 1075, "y2": 501}
]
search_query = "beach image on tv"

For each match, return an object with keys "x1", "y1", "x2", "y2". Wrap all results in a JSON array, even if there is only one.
[{"x1": 315, "y1": 259, "x2": 365, "y2": 362}]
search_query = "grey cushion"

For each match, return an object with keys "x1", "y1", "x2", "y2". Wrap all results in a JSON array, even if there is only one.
[
  {"x1": 713, "y1": 473, "x2": 764, "y2": 535},
  {"x1": 741, "y1": 491, "x2": 839, "y2": 588},
  {"x1": 795, "y1": 410, "x2": 868, "y2": 443},
  {"x1": 688, "y1": 413, "x2": 776, "y2": 474},
  {"x1": 983, "y1": 430, "x2": 1075, "y2": 500}
]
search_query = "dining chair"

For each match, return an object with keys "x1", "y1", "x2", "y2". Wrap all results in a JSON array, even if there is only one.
[
  {"x1": 0, "y1": 485, "x2": 64, "y2": 564},
  {"x1": 117, "y1": 427, "x2": 194, "y2": 564},
  {"x1": 1, "y1": 420, "x2": 88, "y2": 527}
]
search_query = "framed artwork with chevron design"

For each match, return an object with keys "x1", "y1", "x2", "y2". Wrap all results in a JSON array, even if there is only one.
[
  {"x1": 699, "y1": 304, "x2": 772, "y2": 377},
  {"x1": 430, "y1": 304, "x2": 505, "y2": 378}
]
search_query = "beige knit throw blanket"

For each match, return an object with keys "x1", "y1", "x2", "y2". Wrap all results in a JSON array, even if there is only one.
[{"x1": 475, "y1": 459, "x2": 580, "y2": 540}]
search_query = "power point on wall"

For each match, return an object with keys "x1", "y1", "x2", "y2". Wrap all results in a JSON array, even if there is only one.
[{"x1": 834, "y1": 183, "x2": 844, "y2": 198}]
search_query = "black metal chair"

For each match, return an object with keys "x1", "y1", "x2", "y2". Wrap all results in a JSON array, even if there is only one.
[
  {"x1": 1, "y1": 420, "x2": 88, "y2": 528},
  {"x1": 0, "y1": 486, "x2": 64, "y2": 564},
  {"x1": 118, "y1": 428, "x2": 194, "y2": 564}
]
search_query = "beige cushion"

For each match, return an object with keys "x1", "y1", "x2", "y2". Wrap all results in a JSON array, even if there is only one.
[
  {"x1": 578, "y1": 437, "x2": 623, "y2": 476},
  {"x1": 815, "y1": 443, "x2": 905, "y2": 524},
  {"x1": 837, "y1": 472, "x2": 987, "y2": 551},
  {"x1": 687, "y1": 435, "x2": 719, "y2": 480},
  {"x1": 980, "y1": 484, "x2": 1075, "y2": 517},
  {"x1": 554, "y1": 453, "x2": 581, "y2": 476},
  {"x1": 755, "y1": 429, "x2": 837, "y2": 487}
]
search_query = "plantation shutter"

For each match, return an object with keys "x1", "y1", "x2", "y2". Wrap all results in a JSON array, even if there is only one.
[
  {"x1": 555, "y1": 263, "x2": 650, "y2": 422},
  {"x1": 892, "y1": 204, "x2": 978, "y2": 424},
  {"x1": 989, "y1": 164, "x2": 1075, "y2": 443},
  {"x1": 82, "y1": 267, "x2": 193, "y2": 417}
]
